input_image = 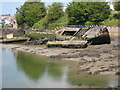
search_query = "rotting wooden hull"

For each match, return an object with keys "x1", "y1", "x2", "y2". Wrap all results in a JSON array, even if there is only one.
[
  {"x1": 0, "y1": 38, "x2": 28, "y2": 43},
  {"x1": 82, "y1": 27, "x2": 111, "y2": 45},
  {"x1": 47, "y1": 40, "x2": 88, "y2": 48},
  {"x1": 87, "y1": 34, "x2": 111, "y2": 45}
]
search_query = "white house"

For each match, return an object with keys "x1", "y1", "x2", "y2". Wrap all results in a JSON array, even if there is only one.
[{"x1": 106, "y1": 0, "x2": 115, "y2": 10}]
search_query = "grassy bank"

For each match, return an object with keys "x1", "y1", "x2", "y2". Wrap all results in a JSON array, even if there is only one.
[
  {"x1": 25, "y1": 31, "x2": 56, "y2": 37},
  {"x1": 101, "y1": 19, "x2": 120, "y2": 26}
]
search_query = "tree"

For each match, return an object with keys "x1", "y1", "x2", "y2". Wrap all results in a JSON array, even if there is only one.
[
  {"x1": 114, "y1": 1, "x2": 120, "y2": 11},
  {"x1": 87, "y1": 2, "x2": 110, "y2": 24},
  {"x1": 66, "y1": 2, "x2": 110, "y2": 25},
  {"x1": 113, "y1": 12, "x2": 120, "y2": 19},
  {"x1": 66, "y1": 2, "x2": 88, "y2": 25},
  {"x1": 32, "y1": 2, "x2": 64, "y2": 29},
  {"x1": 47, "y1": 2, "x2": 64, "y2": 23},
  {"x1": 16, "y1": 0, "x2": 46, "y2": 29}
]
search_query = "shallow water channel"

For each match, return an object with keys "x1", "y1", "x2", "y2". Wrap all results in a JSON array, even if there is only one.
[{"x1": 2, "y1": 46, "x2": 119, "y2": 88}]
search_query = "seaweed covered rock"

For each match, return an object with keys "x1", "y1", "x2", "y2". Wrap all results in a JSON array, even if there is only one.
[
  {"x1": 82, "y1": 26, "x2": 111, "y2": 45},
  {"x1": 24, "y1": 36, "x2": 56, "y2": 45}
]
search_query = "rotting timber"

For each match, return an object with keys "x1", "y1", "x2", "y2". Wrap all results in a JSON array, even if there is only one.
[
  {"x1": 0, "y1": 38, "x2": 28, "y2": 43},
  {"x1": 82, "y1": 26, "x2": 111, "y2": 45},
  {"x1": 47, "y1": 40, "x2": 88, "y2": 48},
  {"x1": 1, "y1": 26, "x2": 111, "y2": 47},
  {"x1": 47, "y1": 26, "x2": 111, "y2": 48}
]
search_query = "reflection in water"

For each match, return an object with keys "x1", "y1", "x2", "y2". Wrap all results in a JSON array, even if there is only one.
[
  {"x1": 68, "y1": 70, "x2": 108, "y2": 87},
  {"x1": 14, "y1": 51, "x2": 63, "y2": 81},
  {"x1": 15, "y1": 51, "x2": 46, "y2": 81},
  {"x1": 2, "y1": 47, "x2": 119, "y2": 88},
  {"x1": 47, "y1": 63, "x2": 63, "y2": 79}
]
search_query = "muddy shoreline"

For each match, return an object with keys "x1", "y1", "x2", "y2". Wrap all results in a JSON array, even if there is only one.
[{"x1": 1, "y1": 38, "x2": 119, "y2": 76}]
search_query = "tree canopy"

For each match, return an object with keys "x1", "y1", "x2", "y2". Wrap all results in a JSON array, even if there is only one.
[
  {"x1": 16, "y1": 1, "x2": 115, "y2": 29},
  {"x1": 66, "y1": 2, "x2": 110, "y2": 25},
  {"x1": 47, "y1": 2, "x2": 64, "y2": 23},
  {"x1": 32, "y1": 2, "x2": 64, "y2": 29},
  {"x1": 114, "y1": 1, "x2": 120, "y2": 11},
  {"x1": 16, "y1": 1, "x2": 46, "y2": 29}
]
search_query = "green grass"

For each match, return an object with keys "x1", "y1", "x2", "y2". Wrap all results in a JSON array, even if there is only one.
[
  {"x1": 17, "y1": 37, "x2": 27, "y2": 39},
  {"x1": 101, "y1": 19, "x2": 120, "y2": 26},
  {"x1": 25, "y1": 31, "x2": 56, "y2": 37}
]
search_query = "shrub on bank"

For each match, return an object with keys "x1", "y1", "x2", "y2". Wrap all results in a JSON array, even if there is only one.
[
  {"x1": 32, "y1": 13, "x2": 68, "y2": 30},
  {"x1": 32, "y1": 2, "x2": 64, "y2": 30},
  {"x1": 32, "y1": 16, "x2": 49, "y2": 30},
  {"x1": 46, "y1": 14, "x2": 69, "y2": 30},
  {"x1": 85, "y1": 21, "x2": 95, "y2": 25},
  {"x1": 113, "y1": 12, "x2": 120, "y2": 19},
  {"x1": 25, "y1": 31, "x2": 56, "y2": 37},
  {"x1": 101, "y1": 19, "x2": 120, "y2": 26}
]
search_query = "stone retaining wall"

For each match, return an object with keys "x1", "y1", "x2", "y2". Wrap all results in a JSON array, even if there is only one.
[{"x1": 0, "y1": 29, "x2": 25, "y2": 37}]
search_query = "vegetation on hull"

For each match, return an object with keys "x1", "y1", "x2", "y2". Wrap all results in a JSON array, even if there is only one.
[
  {"x1": 47, "y1": 40, "x2": 88, "y2": 48},
  {"x1": 25, "y1": 31, "x2": 56, "y2": 37}
]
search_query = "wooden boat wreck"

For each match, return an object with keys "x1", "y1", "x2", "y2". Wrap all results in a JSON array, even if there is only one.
[
  {"x1": 0, "y1": 38, "x2": 28, "y2": 43},
  {"x1": 47, "y1": 26, "x2": 111, "y2": 48},
  {"x1": 47, "y1": 40, "x2": 88, "y2": 48},
  {"x1": 82, "y1": 26, "x2": 111, "y2": 45}
]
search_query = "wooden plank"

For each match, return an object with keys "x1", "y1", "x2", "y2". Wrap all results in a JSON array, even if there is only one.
[
  {"x1": 0, "y1": 38, "x2": 28, "y2": 43},
  {"x1": 47, "y1": 40, "x2": 88, "y2": 48}
]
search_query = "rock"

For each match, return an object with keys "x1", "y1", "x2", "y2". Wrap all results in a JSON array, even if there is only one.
[
  {"x1": 24, "y1": 36, "x2": 56, "y2": 45},
  {"x1": 78, "y1": 83, "x2": 82, "y2": 86},
  {"x1": 102, "y1": 50, "x2": 111, "y2": 53},
  {"x1": 90, "y1": 71, "x2": 99, "y2": 74},
  {"x1": 83, "y1": 56, "x2": 91, "y2": 62},
  {"x1": 109, "y1": 65, "x2": 119, "y2": 69},
  {"x1": 80, "y1": 49, "x2": 100, "y2": 57},
  {"x1": 100, "y1": 66, "x2": 107, "y2": 69},
  {"x1": 112, "y1": 44, "x2": 118, "y2": 50}
]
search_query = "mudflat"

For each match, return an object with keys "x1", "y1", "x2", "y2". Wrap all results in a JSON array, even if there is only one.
[{"x1": 1, "y1": 37, "x2": 119, "y2": 75}]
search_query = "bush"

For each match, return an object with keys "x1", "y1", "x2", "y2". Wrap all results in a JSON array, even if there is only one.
[
  {"x1": 46, "y1": 14, "x2": 68, "y2": 30},
  {"x1": 108, "y1": 14, "x2": 114, "y2": 20},
  {"x1": 114, "y1": 1, "x2": 120, "y2": 11},
  {"x1": 66, "y1": 2, "x2": 110, "y2": 25},
  {"x1": 32, "y1": 13, "x2": 68, "y2": 30},
  {"x1": 85, "y1": 21, "x2": 95, "y2": 25},
  {"x1": 113, "y1": 13, "x2": 120, "y2": 19},
  {"x1": 102, "y1": 19, "x2": 120, "y2": 26},
  {"x1": 32, "y1": 16, "x2": 49, "y2": 29},
  {"x1": 32, "y1": 2, "x2": 65, "y2": 30}
]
